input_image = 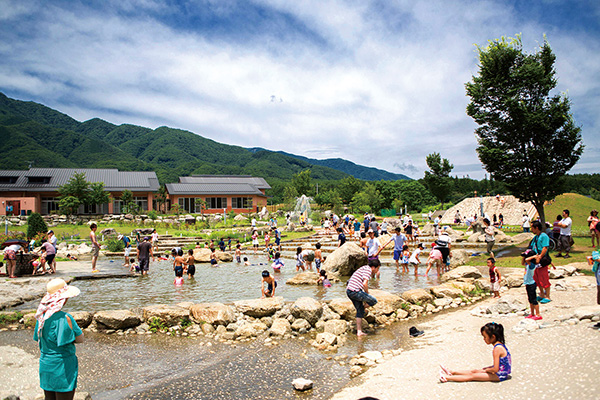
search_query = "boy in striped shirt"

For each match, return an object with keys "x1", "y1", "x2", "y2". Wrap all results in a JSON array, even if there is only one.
[{"x1": 346, "y1": 259, "x2": 380, "y2": 336}]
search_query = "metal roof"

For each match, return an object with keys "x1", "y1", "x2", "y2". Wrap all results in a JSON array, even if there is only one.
[
  {"x1": 179, "y1": 175, "x2": 271, "y2": 190},
  {"x1": 0, "y1": 168, "x2": 159, "y2": 192},
  {"x1": 166, "y1": 182, "x2": 267, "y2": 196}
]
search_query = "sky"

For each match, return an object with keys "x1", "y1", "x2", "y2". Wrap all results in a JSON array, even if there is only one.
[{"x1": 1, "y1": 0, "x2": 599, "y2": 179}]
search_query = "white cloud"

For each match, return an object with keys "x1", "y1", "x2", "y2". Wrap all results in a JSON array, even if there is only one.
[{"x1": 0, "y1": 0, "x2": 597, "y2": 180}]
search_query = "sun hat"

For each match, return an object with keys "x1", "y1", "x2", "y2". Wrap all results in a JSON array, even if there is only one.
[
  {"x1": 47, "y1": 230, "x2": 53, "y2": 234},
  {"x1": 46, "y1": 278, "x2": 80, "y2": 299},
  {"x1": 409, "y1": 326, "x2": 424, "y2": 337},
  {"x1": 367, "y1": 229, "x2": 374, "y2": 233},
  {"x1": 117, "y1": 234, "x2": 124, "y2": 240}
]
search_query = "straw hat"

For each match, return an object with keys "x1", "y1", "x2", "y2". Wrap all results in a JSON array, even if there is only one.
[{"x1": 46, "y1": 278, "x2": 80, "y2": 299}]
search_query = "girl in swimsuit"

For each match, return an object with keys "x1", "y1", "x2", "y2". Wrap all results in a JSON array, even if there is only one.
[
  {"x1": 173, "y1": 249, "x2": 185, "y2": 277},
  {"x1": 440, "y1": 322, "x2": 511, "y2": 382}
]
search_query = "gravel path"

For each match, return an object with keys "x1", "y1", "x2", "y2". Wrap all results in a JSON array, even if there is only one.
[{"x1": 330, "y1": 275, "x2": 600, "y2": 400}]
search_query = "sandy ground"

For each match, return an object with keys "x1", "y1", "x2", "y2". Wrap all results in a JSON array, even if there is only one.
[{"x1": 331, "y1": 276, "x2": 600, "y2": 400}]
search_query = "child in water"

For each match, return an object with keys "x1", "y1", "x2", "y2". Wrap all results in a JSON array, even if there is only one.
[
  {"x1": 173, "y1": 249, "x2": 184, "y2": 276},
  {"x1": 185, "y1": 249, "x2": 196, "y2": 279},
  {"x1": 174, "y1": 268, "x2": 184, "y2": 286},
  {"x1": 400, "y1": 244, "x2": 410, "y2": 273},
  {"x1": 210, "y1": 249, "x2": 218, "y2": 266},
  {"x1": 440, "y1": 322, "x2": 511, "y2": 382},
  {"x1": 296, "y1": 247, "x2": 305, "y2": 272},
  {"x1": 129, "y1": 258, "x2": 140, "y2": 273},
  {"x1": 261, "y1": 270, "x2": 277, "y2": 298},
  {"x1": 235, "y1": 244, "x2": 242, "y2": 263},
  {"x1": 317, "y1": 270, "x2": 331, "y2": 288},
  {"x1": 267, "y1": 243, "x2": 275, "y2": 261},
  {"x1": 243, "y1": 257, "x2": 250, "y2": 266},
  {"x1": 314, "y1": 243, "x2": 323, "y2": 271},
  {"x1": 271, "y1": 252, "x2": 284, "y2": 272}
]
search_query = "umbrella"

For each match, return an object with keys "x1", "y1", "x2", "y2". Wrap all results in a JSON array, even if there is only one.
[{"x1": 1, "y1": 239, "x2": 28, "y2": 249}]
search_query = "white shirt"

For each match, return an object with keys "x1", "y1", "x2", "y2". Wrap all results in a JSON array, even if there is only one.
[
  {"x1": 366, "y1": 237, "x2": 381, "y2": 256},
  {"x1": 251, "y1": 218, "x2": 257, "y2": 227},
  {"x1": 438, "y1": 233, "x2": 452, "y2": 244},
  {"x1": 409, "y1": 248, "x2": 422, "y2": 264},
  {"x1": 522, "y1": 215, "x2": 530, "y2": 228},
  {"x1": 49, "y1": 235, "x2": 58, "y2": 248},
  {"x1": 7, "y1": 244, "x2": 21, "y2": 252},
  {"x1": 560, "y1": 217, "x2": 572, "y2": 236},
  {"x1": 434, "y1": 217, "x2": 440, "y2": 226}
]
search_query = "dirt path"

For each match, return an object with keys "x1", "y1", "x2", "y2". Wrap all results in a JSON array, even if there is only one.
[{"x1": 331, "y1": 276, "x2": 600, "y2": 400}]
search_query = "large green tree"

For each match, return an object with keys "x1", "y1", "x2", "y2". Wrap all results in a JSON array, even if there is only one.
[
  {"x1": 466, "y1": 36, "x2": 583, "y2": 224},
  {"x1": 423, "y1": 153, "x2": 453, "y2": 208},
  {"x1": 291, "y1": 169, "x2": 312, "y2": 196}
]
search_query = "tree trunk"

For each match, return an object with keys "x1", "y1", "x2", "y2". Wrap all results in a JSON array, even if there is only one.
[{"x1": 534, "y1": 201, "x2": 545, "y2": 227}]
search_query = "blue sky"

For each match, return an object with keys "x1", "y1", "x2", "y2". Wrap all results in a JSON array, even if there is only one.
[{"x1": 1, "y1": 0, "x2": 599, "y2": 179}]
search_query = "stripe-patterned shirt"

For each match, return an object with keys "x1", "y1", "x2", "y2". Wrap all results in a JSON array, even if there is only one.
[{"x1": 346, "y1": 265, "x2": 372, "y2": 292}]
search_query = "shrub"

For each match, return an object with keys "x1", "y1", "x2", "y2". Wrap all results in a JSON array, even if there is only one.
[
  {"x1": 148, "y1": 317, "x2": 167, "y2": 333},
  {"x1": 105, "y1": 238, "x2": 124, "y2": 252},
  {"x1": 27, "y1": 212, "x2": 48, "y2": 239},
  {"x1": 147, "y1": 210, "x2": 158, "y2": 220}
]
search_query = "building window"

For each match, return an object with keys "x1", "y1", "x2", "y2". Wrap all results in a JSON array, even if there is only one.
[
  {"x1": 178, "y1": 197, "x2": 195, "y2": 213},
  {"x1": 206, "y1": 197, "x2": 227, "y2": 209},
  {"x1": 133, "y1": 196, "x2": 148, "y2": 212},
  {"x1": 0, "y1": 176, "x2": 18, "y2": 184},
  {"x1": 27, "y1": 176, "x2": 51, "y2": 184},
  {"x1": 113, "y1": 199, "x2": 122, "y2": 214},
  {"x1": 41, "y1": 197, "x2": 60, "y2": 215},
  {"x1": 231, "y1": 197, "x2": 253, "y2": 208}
]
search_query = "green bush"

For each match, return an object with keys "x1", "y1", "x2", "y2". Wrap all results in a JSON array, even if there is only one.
[
  {"x1": 105, "y1": 238, "x2": 124, "y2": 252},
  {"x1": 27, "y1": 212, "x2": 48, "y2": 239},
  {"x1": 147, "y1": 210, "x2": 158, "y2": 220}
]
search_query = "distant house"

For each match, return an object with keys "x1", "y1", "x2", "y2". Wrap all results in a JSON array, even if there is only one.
[
  {"x1": 0, "y1": 168, "x2": 159, "y2": 216},
  {"x1": 166, "y1": 175, "x2": 270, "y2": 214}
]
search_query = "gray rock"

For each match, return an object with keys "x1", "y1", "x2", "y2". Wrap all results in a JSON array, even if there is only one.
[
  {"x1": 370, "y1": 290, "x2": 406, "y2": 315},
  {"x1": 315, "y1": 332, "x2": 337, "y2": 346},
  {"x1": 321, "y1": 242, "x2": 368, "y2": 276},
  {"x1": 324, "y1": 319, "x2": 348, "y2": 335},
  {"x1": 487, "y1": 295, "x2": 527, "y2": 314},
  {"x1": 269, "y1": 318, "x2": 291, "y2": 336},
  {"x1": 142, "y1": 304, "x2": 190, "y2": 326},
  {"x1": 430, "y1": 285, "x2": 463, "y2": 298},
  {"x1": 291, "y1": 318, "x2": 311, "y2": 331},
  {"x1": 290, "y1": 297, "x2": 323, "y2": 325},
  {"x1": 573, "y1": 305, "x2": 600, "y2": 320},
  {"x1": 328, "y1": 298, "x2": 355, "y2": 321},
  {"x1": 189, "y1": 303, "x2": 236, "y2": 325},
  {"x1": 94, "y1": 310, "x2": 141, "y2": 330},
  {"x1": 441, "y1": 266, "x2": 482, "y2": 282},
  {"x1": 235, "y1": 297, "x2": 284, "y2": 317},
  {"x1": 70, "y1": 311, "x2": 94, "y2": 329},
  {"x1": 401, "y1": 289, "x2": 434, "y2": 304}
]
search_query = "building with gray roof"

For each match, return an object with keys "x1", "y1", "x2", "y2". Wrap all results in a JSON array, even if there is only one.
[
  {"x1": 0, "y1": 168, "x2": 159, "y2": 215},
  {"x1": 166, "y1": 175, "x2": 270, "y2": 214}
]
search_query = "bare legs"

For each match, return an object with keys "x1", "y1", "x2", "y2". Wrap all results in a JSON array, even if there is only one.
[{"x1": 440, "y1": 367, "x2": 500, "y2": 382}]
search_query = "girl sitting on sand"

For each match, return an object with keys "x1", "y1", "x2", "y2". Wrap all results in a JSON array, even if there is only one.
[{"x1": 440, "y1": 322, "x2": 511, "y2": 382}]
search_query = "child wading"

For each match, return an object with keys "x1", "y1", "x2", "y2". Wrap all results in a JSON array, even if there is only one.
[
  {"x1": 440, "y1": 322, "x2": 511, "y2": 382},
  {"x1": 261, "y1": 270, "x2": 277, "y2": 298}
]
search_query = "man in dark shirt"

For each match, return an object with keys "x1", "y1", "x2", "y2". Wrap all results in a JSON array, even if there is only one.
[
  {"x1": 337, "y1": 227, "x2": 346, "y2": 247},
  {"x1": 137, "y1": 236, "x2": 153, "y2": 275}
]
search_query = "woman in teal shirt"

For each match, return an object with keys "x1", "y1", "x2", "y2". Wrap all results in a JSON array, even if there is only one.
[{"x1": 34, "y1": 278, "x2": 84, "y2": 400}]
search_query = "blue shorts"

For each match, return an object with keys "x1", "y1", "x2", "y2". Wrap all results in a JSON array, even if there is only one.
[
  {"x1": 275, "y1": 238, "x2": 280, "y2": 245},
  {"x1": 595, "y1": 267, "x2": 600, "y2": 285},
  {"x1": 393, "y1": 249, "x2": 401, "y2": 261},
  {"x1": 346, "y1": 289, "x2": 378, "y2": 319},
  {"x1": 315, "y1": 259, "x2": 321, "y2": 270}
]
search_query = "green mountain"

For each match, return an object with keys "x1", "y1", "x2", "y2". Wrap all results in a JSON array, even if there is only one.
[
  {"x1": 248, "y1": 148, "x2": 411, "y2": 180},
  {"x1": 0, "y1": 92, "x2": 407, "y2": 184}
]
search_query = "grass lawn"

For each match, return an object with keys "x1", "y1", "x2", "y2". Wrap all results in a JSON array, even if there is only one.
[{"x1": 545, "y1": 193, "x2": 600, "y2": 235}]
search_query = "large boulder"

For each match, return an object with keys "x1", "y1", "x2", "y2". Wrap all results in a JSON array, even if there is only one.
[
  {"x1": 503, "y1": 273, "x2": 523, "y2": 288},
  {"x1": 369, "y1": 289, "x2": 406, "y2": 315},
  {"x1": 142, "y1": 305, "x2": 190, "y2": 325},
  {"x1": 70, "y1": 311, "x2": 94, "y2": 329},
  {"x1": 328, "y1": 298, "x2": 355, "y2": 321},
  {"x1": 441, "y1": 266, "x2": 482, "y2": 282},
  {"x1": 269, "y1": 318, "x2": 291, "y2": 336},
  {"x1": 234, "y1": 297, "x2": 284, "y2": 317},
  {"x1": 290, "y1": 297, "x2": 323, "y2": 325},
  {"x1": 321, "y1": 242, "x2": 368, "y2": 276},
  {"x1": 193, "y1": 248, "x2": 233, "y2": 262},
  {"x1": 401, "y1": 289, "x2": 434, "y2": 304},
  {"x1": 100, "y1": 228, "x2": 118, "y2": 238},
  {"x1": 487, "y1": 295, "x2": 527, "y2": 314},
  {"x1": 430, "y1": 285, "x2": 463, "y2": 298},
  {"x1": 511, "y1": 232, "x2": 535, "y2": 244},
  {"x1": 287, "y1": 272, "x2": 320, "y2": 285},
  {"x1": 444, "y1": 280, "x2": 476, "y2": 293},
  {"x1": 324, "y1": 319, "x2": 348, "y2": 335},
  {"x1": 94, "y1": 310, "x2": 141, "y2": 330},
  {"x1": 189, "y1": 303, "x2": 236, "y2": 325},
  {"x1": 549, "y1": 268, "x2": 565, "y2": 279},
  {"x1": 449, "y1": 249, "x2": 470, "y2": 268},
  {"x1": 573, "y1": 305, "x2": 600, "y2": 320}
]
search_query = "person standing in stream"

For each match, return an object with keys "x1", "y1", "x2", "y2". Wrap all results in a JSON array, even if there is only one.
[{"x1": 137, "y1": 237, "x2": 153, "y2": 276}]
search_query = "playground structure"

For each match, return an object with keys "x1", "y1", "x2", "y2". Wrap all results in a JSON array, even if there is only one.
[{"x1": 440, "y1": 195, "x2": 537, "y2": 226}]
